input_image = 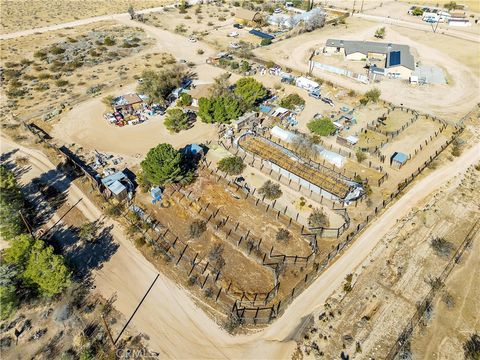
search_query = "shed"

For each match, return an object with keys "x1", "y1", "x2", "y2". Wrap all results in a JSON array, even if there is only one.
[
  {"x1": 391, "y1": 152, "x2": 409, "y2": 168},
  {"x1": 345, "y1": 135, "x2": 358, "y2": 145},
  {"x1": 101, "y1": 170, "x2": 134, "y2": 200}
]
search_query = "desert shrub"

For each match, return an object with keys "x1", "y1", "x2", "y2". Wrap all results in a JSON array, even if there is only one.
[
  {"x1": 175, "y1": 24, "x2": 188, "y2": 33},
  {"x1": 308, "y1": 208, "x2": 329, "y2": 228},
  {"x1": 463, "y1": 333, "x2": 480, "y2": 360},
  {"x1": 258, "y1": 180, "x2": 282, "y2": 200},
  {"x1": 197, "y1": 49, "x2": 204, "y2": 55},
  {"x1": 134, "y1": 236, "x2": 146, "y2": 247},
  {"x1": 430, "y1": 237, "x2": 454, "y2": 258},
  {"x1": 189, "y1": 220, "x2": 206, "y2": 238},
  {"x1": 50, "y1": 45, "x2": 65, "y2": 55},
  {"x1": 55, "y1": 79, "x2": 69, "y2": 87},
  {"x1": 356, "y1": 150, "x2": 367, "y2": 163},
  {"x1": 276, "y1": 229, "x2": 290, "y2": 242}
]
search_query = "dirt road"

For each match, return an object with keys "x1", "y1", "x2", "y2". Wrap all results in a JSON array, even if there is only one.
[
  {"x1": 2, "y1": 135, "x2": 478, "y2": 359},
  {"x1": 354, "y1": 13, "x2": 480, "y2": 43},
  {"x1": 0, "y1": 6, "x2": 172, "y2": 40}
]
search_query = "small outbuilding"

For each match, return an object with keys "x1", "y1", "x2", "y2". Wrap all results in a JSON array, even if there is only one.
[
  {"x1": 101, "y1": 170, "x2": 135, "y2": 200},
  {"x1": 391, "y1": 152, "x2": 409, "y2": 168}
]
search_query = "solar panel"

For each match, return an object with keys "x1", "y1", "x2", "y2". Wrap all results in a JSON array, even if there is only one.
[{"x1": 388, "y1": 51, "x2": 401, "y2": 67}]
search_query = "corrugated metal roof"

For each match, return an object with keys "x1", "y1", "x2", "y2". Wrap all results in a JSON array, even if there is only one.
[{"x1": 392, "y1": 152, "x2": 408, "y2": 164}]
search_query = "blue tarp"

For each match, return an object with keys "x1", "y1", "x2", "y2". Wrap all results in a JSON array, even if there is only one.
[
  {"x1": 249, "y1": 29, "x2": 274, "y2": 40},
  {"x1": 150, "y1": 187, "x2": 163, "y2": 204}
]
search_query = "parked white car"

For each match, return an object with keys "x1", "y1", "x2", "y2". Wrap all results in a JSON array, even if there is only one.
[
  {"x1": 188, "y1": 37, "x2": 197, "y2": 43},
  {"x1": 229, "y1": 42, "x2": 241, "y2": 49},
  {"x1": 228, "y1": 31, "x2": 239, "y2": 37}
]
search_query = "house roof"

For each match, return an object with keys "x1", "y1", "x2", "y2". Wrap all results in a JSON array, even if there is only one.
[
  {"x1": 235, "y1": 9, "x2": 261, "y2": 21},
  {"x1": 326, "y1": 39, "x2": 415, "y2": 70},
  {"x1": 101, "y1": 171, "x2": 128, "y2": 195},
  {"x1": 114, "y1": 93, "x2": 143, "y2": 106},
  {"x1": 189, "y1": 84, "x2": 213, "y2": 99},
  {"x1": 392, "y1": 152, "x2": 408, "y2": 164}
]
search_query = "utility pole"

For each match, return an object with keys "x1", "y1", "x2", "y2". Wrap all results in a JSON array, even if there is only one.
[
  {"x1": 351, "y1": 0, "x2": 356, "y2": 15},
  {"x1": 101, "y1": 314, "x2": 117, "y2": 350},
  {"x1": 360, "y1": 0, "x2": 365, "y2": 13}
]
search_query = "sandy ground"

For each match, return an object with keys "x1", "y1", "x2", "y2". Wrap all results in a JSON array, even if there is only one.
[
  {"x1": 51, "y1": 65, "x2": 222, "y2": 156},
  {"x1": 295, "y1": 156, "x2": 480, "y2": 358},
  {"x1": 2, "y1": 135, "x2": 478, "y2": 359},
  {"x1": 0, "y1": 0, "x2": 173, "y2": 34},
  {"x1": 254, "y1": 18, "x2": 480, "y2": 119},
  {"x1": 411, "y1": 230, "x2": 480, "y2": 359}
]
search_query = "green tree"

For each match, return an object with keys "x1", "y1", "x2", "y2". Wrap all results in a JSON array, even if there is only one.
[
  {"x1": 234, "y1": 77, "x2": 267, "y2": 109},
  {"x1": 23, "y1": 240, "x2": 71, "y2": 296},
  {"x1": 279, "y1": 93, "x2": 305, "y2": 110},
  {"x1": 164, "y1": 108, "x2": 191, "y2": 133},
  {"x1": 0, "y1": 166, "x2": 26, "y2": 241},
  {"x1": 198, "y1": 96, "x2": 243, "y2": 124},
  {"x1": 137, "y1": 68, "x2": 185, "y2": 105},
  {"x1": 3, "y1": 234, "x2": 33, "y2": 266},
  {"x1": 178, "y1": 92, "x2": 192, "y2": 106},
  {"x1": 0, "y1": 285, "x2": 17, "y2": 320},
  {"x1": 258, "y1": 180, "x2": 282, "y2": 200},
  {"x1": 412, "y1": 7, "x2": 424, "y2": 16},
  {"x1": 307, "y1": 117, "x2": 336, "y2": 136},
  {"x1": 141, "y1": 144, "x2": 184, "y2": 185},
  {"x1": 217, "y1": 156, "x2": 245, "y2": 175},
  {"x1": 240, "y1": 60, "x2": 251, "y2": 72}
]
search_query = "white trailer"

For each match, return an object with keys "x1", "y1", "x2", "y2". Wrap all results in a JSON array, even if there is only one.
[{"x1": 295, "y1": 76, "x2": 320, "y2": 92}]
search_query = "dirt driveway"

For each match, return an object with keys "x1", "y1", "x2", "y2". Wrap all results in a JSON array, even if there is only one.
[{"x1": 254, "y1": 19, "x2": 480, "y2": 119}]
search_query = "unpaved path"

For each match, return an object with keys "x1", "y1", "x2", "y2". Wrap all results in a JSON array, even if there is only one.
[
  {"x1": 354, "y1": 13, "x2": 480, "y2": 43},
  {"x1": 2, "y1": 135, "x2": 479, "y2": 359},
  {"x1": 0, "y1": 6, "x2": 171, "y2": 40}
]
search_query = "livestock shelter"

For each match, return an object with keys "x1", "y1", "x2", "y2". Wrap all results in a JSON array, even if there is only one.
[{"x1": 390, "y1": 152, "x2": 409, "y2": 169}]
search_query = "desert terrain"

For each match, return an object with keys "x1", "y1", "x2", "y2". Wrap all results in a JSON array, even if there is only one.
[{"x1": 1, "y1": 1, "x2": 479, "y2": 359}]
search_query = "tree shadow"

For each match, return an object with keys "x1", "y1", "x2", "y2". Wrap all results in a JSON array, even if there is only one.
[{"x1": 49, "y1": 222, "x2": 119, "y2": 281}]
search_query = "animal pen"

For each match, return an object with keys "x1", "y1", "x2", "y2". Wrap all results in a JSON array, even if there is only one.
[{"x1": 237, "y1": 134, "x2": 362, "y2": 202}]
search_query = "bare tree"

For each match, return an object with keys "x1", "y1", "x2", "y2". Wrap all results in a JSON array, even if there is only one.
[{"x1": 303, "y1": 10, "x2": 326, "y2": 32}]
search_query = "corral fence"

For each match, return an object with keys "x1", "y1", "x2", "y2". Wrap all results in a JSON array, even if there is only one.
[
  {"x1": 231, "y1": 127, "x2": 463, "y2": 324},
  {"x1": 385, "y1": 219, "x2": 479, "y2": 360}
]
